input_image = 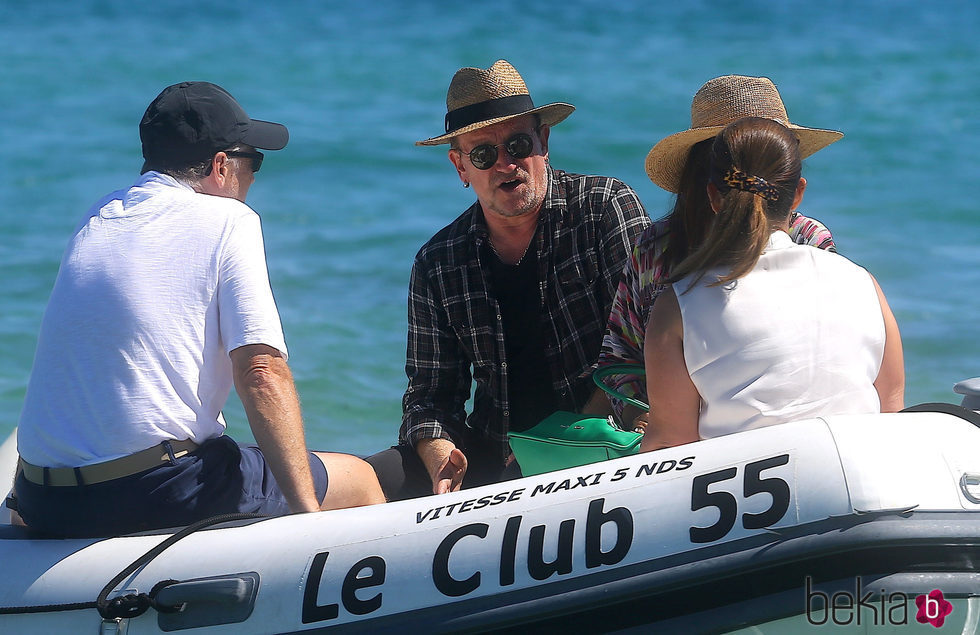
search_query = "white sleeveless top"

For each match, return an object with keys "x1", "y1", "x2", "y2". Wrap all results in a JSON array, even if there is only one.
[{"x1": 675, "y1": 231, "x2": 885, "y2": 439}]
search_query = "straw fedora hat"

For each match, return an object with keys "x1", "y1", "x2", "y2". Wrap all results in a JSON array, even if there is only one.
[
  {"x1": 417, "y1": 60, "x2": 575, "y2": 146},
  {"x1": 645, "y1": 75, "x2": 843, "y2": 192}
]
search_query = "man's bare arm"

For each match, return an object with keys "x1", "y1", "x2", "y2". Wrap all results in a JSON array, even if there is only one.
[{"x1": 231, "y1": 344, "x2": 320, "y2": 513}]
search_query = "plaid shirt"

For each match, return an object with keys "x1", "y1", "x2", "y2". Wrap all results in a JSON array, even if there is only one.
[{"x1": 401, "y1": 167, "x2": 650, "y2": 462}]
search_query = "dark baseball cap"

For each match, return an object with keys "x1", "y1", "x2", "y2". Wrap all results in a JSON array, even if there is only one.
[{"x1": 140, "y1": 81, "x2": 288, "y2": 169}]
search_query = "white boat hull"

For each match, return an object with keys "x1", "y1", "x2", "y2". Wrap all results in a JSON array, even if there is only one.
[{"x1": 2, "y1": 411, "x2": 980, "y2": 633}]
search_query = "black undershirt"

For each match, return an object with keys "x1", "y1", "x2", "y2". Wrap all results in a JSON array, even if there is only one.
[{"x1": 486, "y1": 243, "x2": 557, "y2": 432}]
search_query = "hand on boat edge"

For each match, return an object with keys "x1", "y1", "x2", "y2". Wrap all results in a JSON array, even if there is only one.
[{"x1": 434, "y1": 448, "x2": 467, "y2": 494}]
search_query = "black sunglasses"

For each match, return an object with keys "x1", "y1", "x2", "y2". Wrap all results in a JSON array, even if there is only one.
[
  {"x1": 224, "y1": 150, "x2": 264, "y2": 173},
  {"x1": 461, "y1": 133, "x2": 535, "y2": 170}
]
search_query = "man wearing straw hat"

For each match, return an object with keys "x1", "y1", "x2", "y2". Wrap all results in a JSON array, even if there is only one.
[
  {"x1": 368, "y1": 60, "x2": 650, "y2": 499},
  {"x1": 599, "y1": 75, "x2": 843, "y2": 430}
]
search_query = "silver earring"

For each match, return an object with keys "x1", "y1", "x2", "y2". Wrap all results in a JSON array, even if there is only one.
[{"x1": 463, "y1": 182, "x2": 470, "y2": 188}]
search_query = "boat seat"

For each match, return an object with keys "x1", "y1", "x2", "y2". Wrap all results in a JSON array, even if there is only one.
[{"x1": 954, "y1": 377, "x2": 980, "y2": 410}]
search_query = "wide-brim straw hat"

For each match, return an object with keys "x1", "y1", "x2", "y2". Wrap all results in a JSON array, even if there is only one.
[
  {"x1": 417, "y1": 60, "x2": 575, "y2": 146},
  {"x1": 645, "y1": 75, "x2": 843, "y2": 192}
]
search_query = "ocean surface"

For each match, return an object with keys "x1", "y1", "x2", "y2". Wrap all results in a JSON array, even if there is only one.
[{"x1": 1, "y1": 0, "x2": 977, "y2": 456}]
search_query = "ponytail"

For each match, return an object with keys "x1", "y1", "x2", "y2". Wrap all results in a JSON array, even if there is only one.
[{"x1": 668, "y1": 117, "x2": 801, "y2": 288}]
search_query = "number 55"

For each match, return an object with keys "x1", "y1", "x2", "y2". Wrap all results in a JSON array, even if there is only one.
[{"x1": 690, "y1": 454, "x2": 791, "y2": 544}]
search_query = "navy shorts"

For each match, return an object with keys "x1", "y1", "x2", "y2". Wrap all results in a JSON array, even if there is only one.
[{"x1": 14, "y1": 435, "x2": 329, "y2": 538}]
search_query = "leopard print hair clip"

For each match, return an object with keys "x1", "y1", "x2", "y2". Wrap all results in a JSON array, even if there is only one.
[{"x1": 722, "y1": 167, "x2": 780, "y2": 202}]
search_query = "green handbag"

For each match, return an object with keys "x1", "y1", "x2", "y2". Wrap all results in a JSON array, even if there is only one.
[
  {"x1": 507, "y1": 364, "x2": 648, "y2": 476},
  {"x1": 509, "y1": 411, "x2": 642, "y2": 476}
]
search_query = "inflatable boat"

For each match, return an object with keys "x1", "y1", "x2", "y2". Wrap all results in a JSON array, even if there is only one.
[{"x1": 3, "y1": 383, "x2": 980, "y2": 633}]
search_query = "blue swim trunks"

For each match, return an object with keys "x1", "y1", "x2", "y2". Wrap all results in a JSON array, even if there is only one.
[{"x1": 14, "y1": 435, "x2": 329, "y2": 538}]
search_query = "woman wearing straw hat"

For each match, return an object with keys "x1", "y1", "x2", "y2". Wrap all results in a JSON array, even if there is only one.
[
  {"x1": 368, "y1": 60, "x2": 650, "y2": 500},
  {"x1": 598, "y1": 75, "x2": 845, "y2": 431},
  {"x1": 639, "y1": 117, "x2": 904, "y2": 451}
]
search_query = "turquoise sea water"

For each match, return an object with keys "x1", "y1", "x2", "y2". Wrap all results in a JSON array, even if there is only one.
[{"x1": 1, "y1": 1, "x2": 977, "y2": 455}]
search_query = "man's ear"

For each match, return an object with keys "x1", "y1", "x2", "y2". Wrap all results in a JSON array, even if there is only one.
[
  {"x1": 211, "y1": 152, "x2": 230, "y2": 183},
  {"x1": 538, "y1": 124, "x2": 550, "y2": 159},
  {"x1": 448, "y1": 148, "x2": 468, "y2": 186},
  {"x1": 196, "y1": 152, "x2": 227, "y2": 195}
]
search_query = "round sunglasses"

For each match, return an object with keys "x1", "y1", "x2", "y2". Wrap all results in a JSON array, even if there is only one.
[{"x1": 460, "y1": 133, "x2": 535, "y2": 170}]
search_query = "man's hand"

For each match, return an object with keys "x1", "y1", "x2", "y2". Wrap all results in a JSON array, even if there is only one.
[
  {"x1": 433, "y1": 448, "x2": 467, "y2": 494},
  {"x1": 417, "y1": 438, "x2": 468, "y2": 494}
]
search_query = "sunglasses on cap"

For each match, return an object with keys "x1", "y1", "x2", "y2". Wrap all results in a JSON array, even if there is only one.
[
  {"x1": 225, "y1": 150, "x2": 264, "y2": 173},
  {"x1": 460, "y1": 133, "x2": 535, "y2": 170}
]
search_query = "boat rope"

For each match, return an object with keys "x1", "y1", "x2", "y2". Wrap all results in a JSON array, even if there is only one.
[{"x1": 0, "y1": 512, "x2": 265, "y2": 617}]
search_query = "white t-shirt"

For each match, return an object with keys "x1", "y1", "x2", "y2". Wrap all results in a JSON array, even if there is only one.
[
  {"x1": 675, "y1": 231, "x2": 885, "y2": 439},
  {"x1": 17, "y1": 172, "x2": 288, "y2": 467}
]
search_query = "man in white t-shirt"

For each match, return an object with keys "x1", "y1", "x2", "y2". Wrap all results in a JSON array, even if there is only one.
[{"x1": 11, "y1": 82, "x2": 384, "y2": 537}]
